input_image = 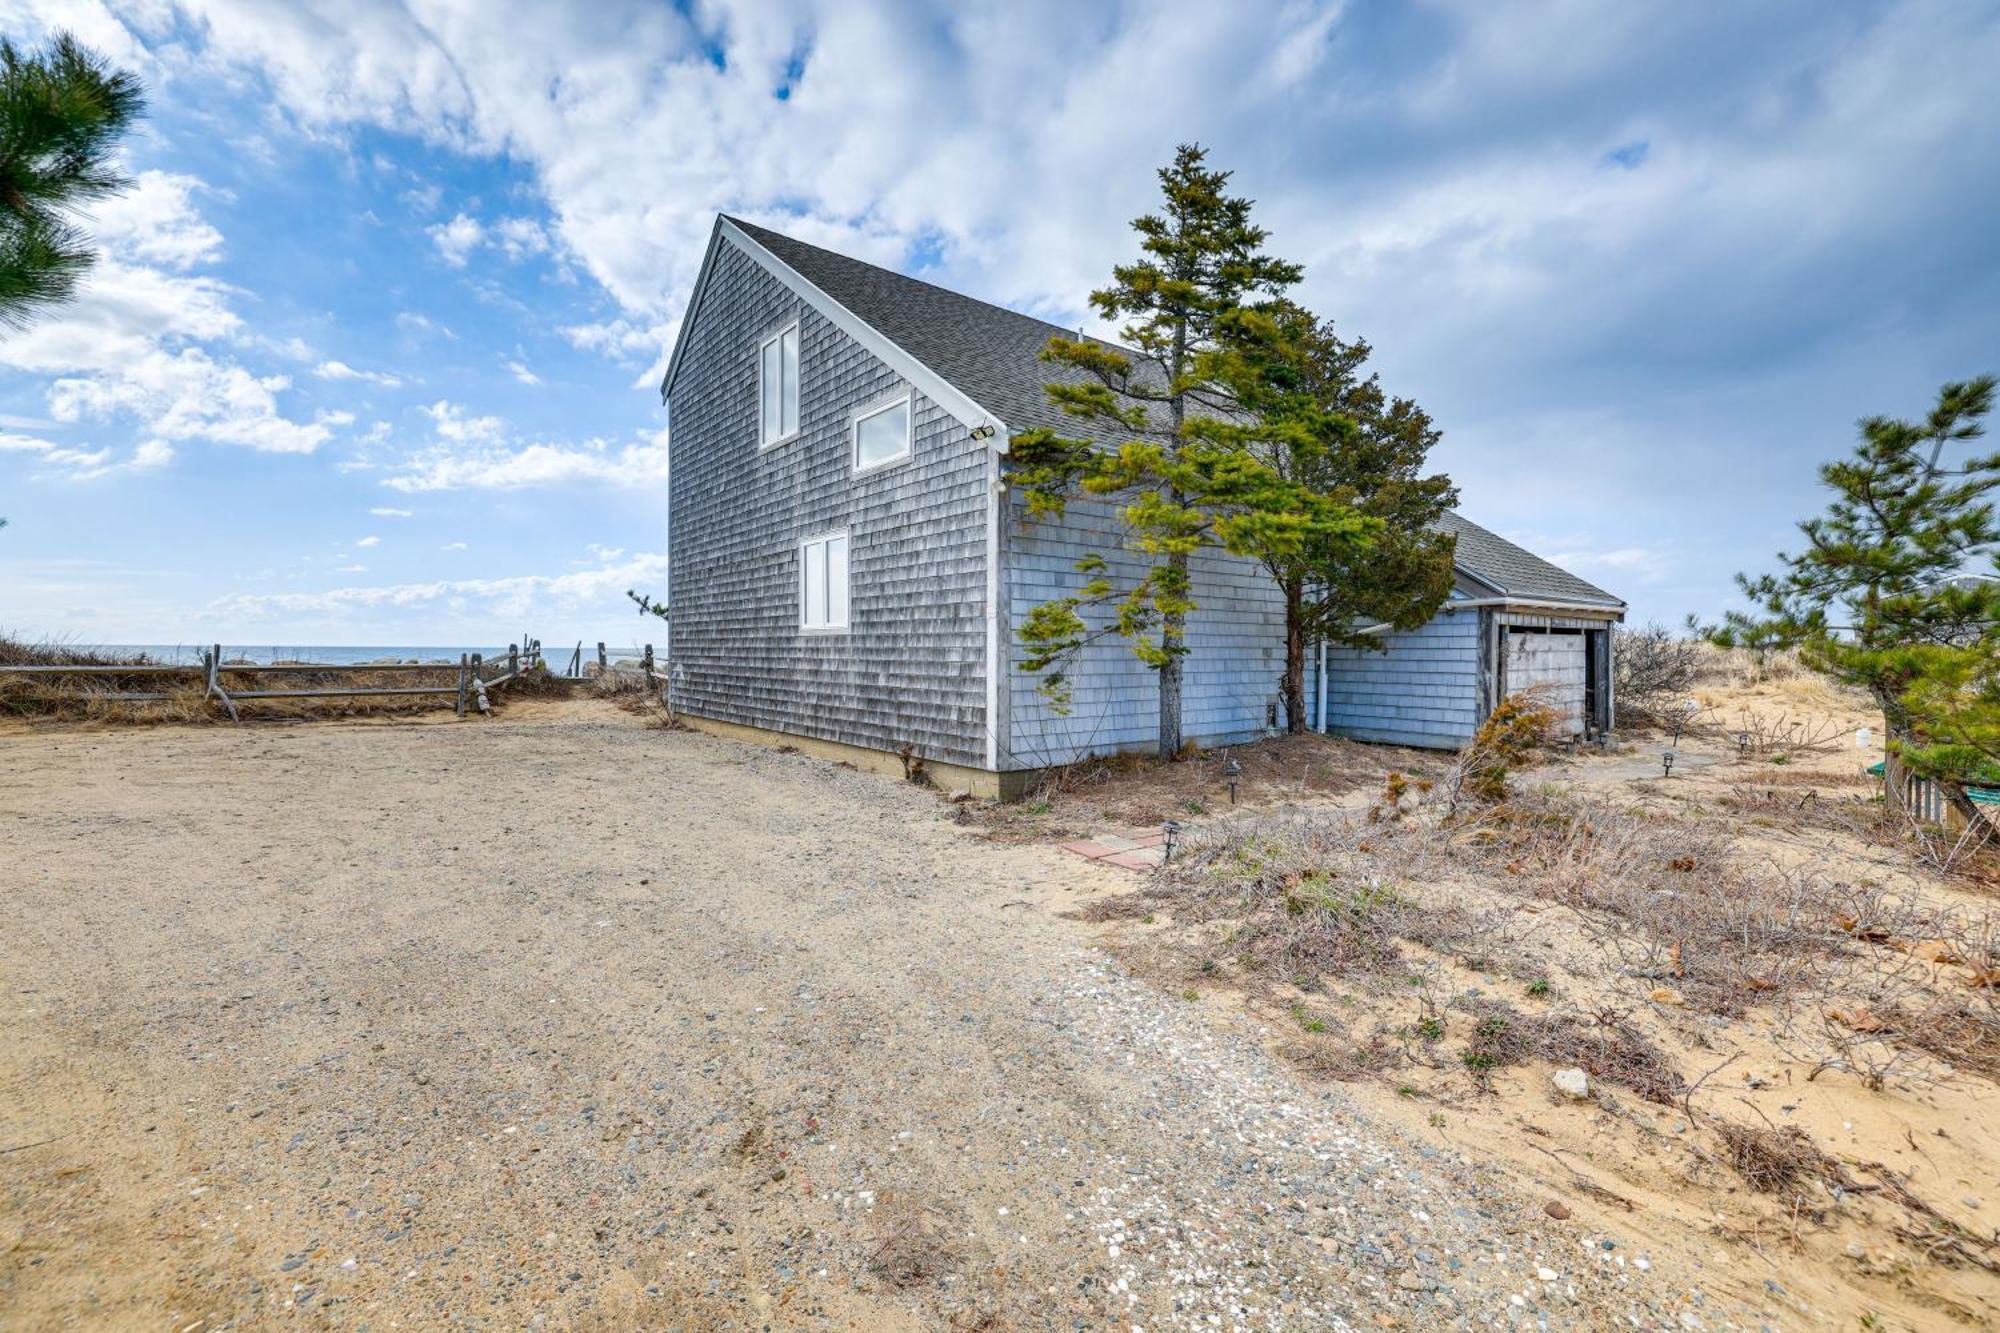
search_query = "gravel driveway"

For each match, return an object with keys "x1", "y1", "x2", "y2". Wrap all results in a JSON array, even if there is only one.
[{"x1": 2, "y1": 705, "x2": 1703, "y2": 1329}]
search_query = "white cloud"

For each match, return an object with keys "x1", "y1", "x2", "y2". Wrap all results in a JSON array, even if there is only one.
[
  {"x1": 378, "y1": 403, "x2": 668, "y2": 492},
  {"x1": 428, "y1": 212, "x2": 484, "y2": 266},
  {"x1": 204, "y1": 550, "x2": 672, "y2": 624},
  {"x1": 0, "y1": 429, "x2": 164, "y2": 480},
  {"x1": 428, "y1": 211, "x2": 550, "y2": 267},
  {"x1": 440, "y1": 541, "x2": 468, "y2": 551},
  {"x1": 131, "y1": 439, "x2": 175, "y2": 470},
  {"x1": 356, "y1": 535, "x2": 381, "y2": 547},
  {"x1": 421, "y1": 398, "x2": 506, "y2": 444},
  {"x1": 0, "y1": 160, "x2": 330, "y2": 457},
  {"x1": 386, "y1": 432, "x2": 671, "y2": 492},
  {"x1": 314, "y1": 359, "x2": 404, "y2": 387},
  {"x1": 560, "y1": 316, "x2": 669, "y2": 360},
  {"x1": 395, "y1": 311, "x2": 455, "y2": 340},
  {"x1": 335, "y1": 563, "x2": 367, "y2": 572},
  {"x1": 370, "y1": 505, "x2": 414, "y2": 517},
  {"x1": 89, "y1": 170, "x2": 225, "y2": 270},
  {"x1": 493, "y1": 217, "x2": 550, "y2": 260},
  {"x1": 505, "y1": 358, "x2": 541, "y2": 385},
  {"x1": 39, "y1": 347, "x2": 333, "y2": 454}
]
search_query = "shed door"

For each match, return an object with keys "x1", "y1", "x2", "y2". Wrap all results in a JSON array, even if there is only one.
[{"x1": 1503, "y1": 629, "x2": 1587, "y2": 735}]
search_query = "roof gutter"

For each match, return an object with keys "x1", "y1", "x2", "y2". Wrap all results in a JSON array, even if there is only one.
[{"x1": 1441, "y1": 597, "x2": 1626, "y2": 616}]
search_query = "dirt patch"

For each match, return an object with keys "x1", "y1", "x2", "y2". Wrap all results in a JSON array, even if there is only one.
[
  {"x1": 960, "y1": 729, "x2": 1443, "y2": 841},
  {"x1": 3, "y1": 702, "x2": 1716, "y2": 1330}
]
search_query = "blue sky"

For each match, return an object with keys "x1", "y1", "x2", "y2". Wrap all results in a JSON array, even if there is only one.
[{"x1": 1, "y1": 0, "x2": 1996, "y2": 648}]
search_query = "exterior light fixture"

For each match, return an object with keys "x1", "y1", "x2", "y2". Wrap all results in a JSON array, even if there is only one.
[
  {"x1": 1662, "y1": 750, "x2": 1676, "y2": 778},
  {"x1": 1163, "y1": 819, "x2": 1182, "y2": 863},
  {"x1": 1222, "y1": 753, "x2": 1243, "y2": 805},
  {"x1": 1737, "y1": 730, "x2": 1751, "y2": 755}
]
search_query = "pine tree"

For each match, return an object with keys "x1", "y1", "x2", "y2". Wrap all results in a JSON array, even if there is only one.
[
  {"x1": 1714, "y1": 376, "x2": 1999, "y2": 811},
  {"x1": 1010, "y1": 144, "x2": 1371, "y2": 756},
  {"x1": 0, "y1": 31, "x2": 145, "y2": 332},
  {"x1": 1211, "y1": 302, "x2": 1457, "y2": 732}
]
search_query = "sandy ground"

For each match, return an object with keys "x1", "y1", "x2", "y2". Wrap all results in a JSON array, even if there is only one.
[
  {"x1": 0, "y1": 701, "x2": 1724, "y2": 1330},
  {"x1": 1074, "y1": 672, "x2": 2000, "y2": 1332}
]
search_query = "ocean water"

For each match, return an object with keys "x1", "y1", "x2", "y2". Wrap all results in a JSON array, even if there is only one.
[{"x1": 87, "y1": 644, "x2": 657, "y2": 667}]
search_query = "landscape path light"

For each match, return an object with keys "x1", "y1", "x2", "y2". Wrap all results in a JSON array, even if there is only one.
[
  {"x1": 1221, "y1": 753, "x2": 1243, "y2": 805},
  {"x1": 1662, "y1": 749, "x2": 1676, "y2": 778}
]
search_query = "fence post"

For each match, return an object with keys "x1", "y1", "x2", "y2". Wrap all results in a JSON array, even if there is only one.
[
  {"x1": 597, "y1": 642, "x2": 607, "y2": 675},
  {"x1": 456, "y1": 653, "x2": 468, "y2": 718},
  {"x1": 509, "y1": 643, "x2": 519, "y2": 678},
  {"x1": 643, "y1": 643, "x2": 655, "y2": 676},
  {"x1": 206, "y1": 643, "x2": 240, "y2": 722}
]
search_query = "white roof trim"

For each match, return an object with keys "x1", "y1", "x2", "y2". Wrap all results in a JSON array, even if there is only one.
[
  {"x1": 661, "y1": 217, "x2": 1010, "y2": 447},
  {"x1": 659, "y1": 220, "x2": 729, "y2": 404}
]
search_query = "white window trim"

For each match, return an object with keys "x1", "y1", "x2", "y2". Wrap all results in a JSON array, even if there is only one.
[
  {"x1": 798, "y1": 528, "x2": 850, "y2": 634},
  {"x1": 757, "y1": 319, "x2": 801, "y2": 450},
  {"x1": 850, "y1": 392, "x2": 913, "y2": 475}
]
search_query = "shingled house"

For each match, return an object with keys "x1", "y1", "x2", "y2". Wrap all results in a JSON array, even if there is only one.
[{"x1": 660, "y1": 215, "x2": 1625, "y2": 796}]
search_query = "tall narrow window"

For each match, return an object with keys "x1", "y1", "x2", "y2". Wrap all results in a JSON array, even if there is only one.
[
  {"x1": 759, "y1": 322, "x2": 799, "y2": 446},
  {"x1": 852, "y1": 395, "x2": 911, "y2": 471},
  {"x1": 799, "y1": 531, "x2": 849, "y2": 632}
]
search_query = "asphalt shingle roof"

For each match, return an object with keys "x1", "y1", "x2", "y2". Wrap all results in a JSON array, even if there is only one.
[
  {"x1": 726, "y1": 216, "x2": 1093, "y2": 437},
  {"x1": 1436, "y1": 512, "x2": 1623, "y2": 609},
  {"x1": 722, "y1": 217, "x2": 1622, "y2": 611}
]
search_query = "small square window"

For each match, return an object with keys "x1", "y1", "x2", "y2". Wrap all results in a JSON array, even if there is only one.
[
  {"x1": 759, "y1": 323, "x2": 799, "y2": 446},
  {"x1": 799, "y1": 531, "x2": 849, "y2": 632},
  {"x1": 853, "y1": 396, "x2": 911, "y2": 471}
]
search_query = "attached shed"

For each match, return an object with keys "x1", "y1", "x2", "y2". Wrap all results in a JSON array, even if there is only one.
[{"x1": 1314, "y1": 513, "x2": 1625, "y2": 749}]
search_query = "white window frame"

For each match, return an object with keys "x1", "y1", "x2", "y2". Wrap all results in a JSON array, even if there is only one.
[
  {"x1": 757, "y1": 320, "x2": 801, "y2": 449},
  {"x1": 850, "y1": 392, "x2": 913, "y2": 475},
  {"x1": 798, "y1": 529, "x2": 850, "y2": 634}
]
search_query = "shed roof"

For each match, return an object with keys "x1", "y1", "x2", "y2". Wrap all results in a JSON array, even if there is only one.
[
  {"x1": 677, "y1": 216, "x2": 1623, "y2": 612},
  {"x1": 1436, "y1": 512, "x2": 1624, "y2": 610}
]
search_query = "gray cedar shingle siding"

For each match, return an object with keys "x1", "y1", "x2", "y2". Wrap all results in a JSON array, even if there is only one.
[
  {"x1": 1001, "y1": 494, "x2": 1285, "y2": 768},
  {"x1": 665, "y1": 240, "x2": 991, "y2": 767},
  {"x1": 1318, "y1": 611, "x2": 1486, "y2": 748}
]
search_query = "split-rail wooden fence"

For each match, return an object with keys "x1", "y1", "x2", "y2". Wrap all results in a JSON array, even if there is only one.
[{"x1": 0, "y1": 641, "x2": 546, "y2": 720}]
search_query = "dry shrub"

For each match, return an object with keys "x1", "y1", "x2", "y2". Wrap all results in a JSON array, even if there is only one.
[
  {"x1": 1614, "y1": 622, "x2": 1706, "y2": 726},
  {"x1": 1716, "y1": 783, "x2": 1893, "y2": 847},
  {"x1": 0, "y1": 636, "x2": 187, "y2": 719},
  {"x1": 1140, "y1": 816, "x2": 1492, "y2": 986},
  {"x1": 1444, "y1": 688, "x2": 1563, "y2": 809},
  {"x1": 1448, "y1": 792, "x2": 1857, "y2": 1012},
  {"x1": 1725, "y1": 708, "x2": 1847, "y2": 758},
  {"x1": 972, "y1": 731, "x2": 1443, "y2": 841},
  {"x1": 1714, "y1": 1122, "x2": 1850, "y2": 1202},
  {"x1": 1279, "y1": 1031, "x2": 1401, "y2": 1081},
  {"x1": 1891, "y1": 1000, "x2": 2000, "y2": 1080},
  {"x1": 0, "y1": 634, "x2": 491, "y2": 722},
  {"x1": 1697, "y1": 644, "x2": 1804, "y2": 688},
  {"x1": 1455, "y1": 999, "x2": 1681, "y2": 1104}
]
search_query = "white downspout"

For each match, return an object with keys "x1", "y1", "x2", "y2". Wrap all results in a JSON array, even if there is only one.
[{"x1": 1314, "y1": 636, "x2": 1327, "y2": 733}]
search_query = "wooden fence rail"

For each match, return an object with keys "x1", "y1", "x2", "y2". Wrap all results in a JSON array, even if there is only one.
[{"x1": 0, "y1": 640, "x2": 545, "y2": 722}]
